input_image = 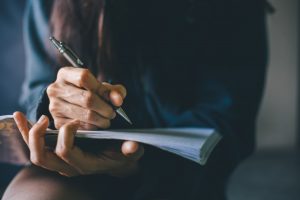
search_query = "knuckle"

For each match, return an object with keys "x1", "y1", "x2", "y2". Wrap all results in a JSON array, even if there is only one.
[
  {"x1": 46, "y1": 83, "x2": 55, "y2": 97},
  {"x1": 85, "y1": 110, "x2": 94, "y2": 122},
  {"x1": 48, "y1": 102, "x2": 55, "y2": 113},
  {"x1": 80, "y1": 123, "x2": 97, "y2": 130},
  {"x1": 60, "y1": 123, "x2": 74, "y2": 133},
  {"x1": 78, "y1": 69, "x2": 90, "y2": 87},
  {"x1": 54, "y1": 119, "x2": 63, "y2": 129},
  {"x1": 101, "y1": 119, "x2": 111, "y2": 129},
  {"x1": 49, "y1": 100, "x2": 59, "y2": 114},
  {"x1": 83, "y1": 91, "x2": 94, "y2": 108},
  {"x1": 56, "y1": 147, "x2": 70, "y2": 160},
  {"x1": 46, "y1": 83, "x2": 57, "y2": 98},
  {"x1": 30, "y1": 154, "x2": 44, "y2": 166},
  {"x1": 57, "y1": 67, "x2": 67, "y2": 80},
  {"x1": 105, "y1": 108, "x2": 115, "y2": 119}
]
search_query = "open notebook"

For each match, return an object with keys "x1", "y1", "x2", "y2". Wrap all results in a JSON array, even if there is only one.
[{"x1": 0, "y1": 115, "x2": 222, "y2": 165}]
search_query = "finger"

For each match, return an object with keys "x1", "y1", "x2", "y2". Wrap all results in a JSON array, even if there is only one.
[
  {"x1": 28, "y1": 115, "x2": 49, "y2": 164},
  {"x1": 49, "y1": 83, "x2": 116, "y2": 119},
  {"x1": 13, "y1": 111, "x2": 30, "y2": 145},
  {"x1": 55, "y1": 121, "x2": 108, "y2": 174},
  {"x1": 52, "y1": 117, "x2": 72, "y2": 129},
  {"x1": 50, "y1": 99, "x2": 111, "y2": 129},
  {"x1": 55, "y1": 67, "x2": 122, "y2": 110},
  {"x1": 102, "y1": 83, "x2": 127, "y2": 107},
  {"x1": 109, "y1": 90, "x2": 124, "y2": 107},
  {"x1": 33, "y1": 150, "x2": 80, "y2": 177},
  {"x1": 55, "y1": 120, "x2": 79, "y2": 154},
  {"x1": 57, "y1": 67, "x2": 102, "y2": 93},
  {"x1": 121, "y1": 141, "x2": 144, "y2": 161},
  {"x1": 53, "y1": 117, "x2": 98, "y2": 130},
  {"x1": 28, "y1": 116, "x2": 79, "y2": 176},
  {"x1": 102, "y1": 82, "x2": 127, "y2": 98}
]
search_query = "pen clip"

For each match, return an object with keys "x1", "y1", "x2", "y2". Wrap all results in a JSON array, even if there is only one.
[{"x1": 49, "y1": 37, "x2": 84, "y2": 68}]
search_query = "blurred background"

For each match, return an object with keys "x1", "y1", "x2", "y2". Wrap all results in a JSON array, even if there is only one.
[
  {"x1": 228, "y1": 0, "x2": 300, "y2": 199},
  {"x1": 0, "y1": 0, "x2": 299, "y2": 199}
]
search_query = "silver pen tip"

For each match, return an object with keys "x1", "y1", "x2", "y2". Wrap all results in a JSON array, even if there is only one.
[{"x1": 116, "y1": 107, "x2": 132, "y2": 125}]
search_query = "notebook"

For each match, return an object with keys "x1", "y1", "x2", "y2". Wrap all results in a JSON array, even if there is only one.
[{"x1": 0, "y1": 115, "x2": 222, "y2": 165}]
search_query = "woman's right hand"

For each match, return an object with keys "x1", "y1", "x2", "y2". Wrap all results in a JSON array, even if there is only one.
[{"x1": 46, "y1": 67, "x2": 127, "y2": 130}]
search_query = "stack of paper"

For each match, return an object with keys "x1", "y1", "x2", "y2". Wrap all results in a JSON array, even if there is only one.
[
  {"x1": 1, "y1": 115, "x2": 222, "y2": 165},
  {"x1": 47, "y1": 127, "x2": 221, "y2": 165}
]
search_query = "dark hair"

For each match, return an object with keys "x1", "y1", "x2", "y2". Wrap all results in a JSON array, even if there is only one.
[{"x1": 50, "y1": 0, "x2": 112, "y2": 79}]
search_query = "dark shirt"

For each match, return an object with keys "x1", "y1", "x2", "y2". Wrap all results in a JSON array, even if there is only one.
[{"x1": 21, "y1": 1, "x2": 267, "y2": 199}]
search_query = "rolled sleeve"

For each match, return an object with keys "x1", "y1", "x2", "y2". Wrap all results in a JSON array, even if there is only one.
[{"x1": 20, "y1": 0, "x2": 55, "y2": 122}]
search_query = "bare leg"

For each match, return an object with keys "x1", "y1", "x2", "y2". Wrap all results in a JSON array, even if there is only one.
[{"x1": 2, "y1": 165, "x2": 99, "y2": 200}]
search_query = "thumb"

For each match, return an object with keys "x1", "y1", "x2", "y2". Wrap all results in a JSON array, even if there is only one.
[{"x1": 121, "y1": 141, "x2": 144, "y2": 161}]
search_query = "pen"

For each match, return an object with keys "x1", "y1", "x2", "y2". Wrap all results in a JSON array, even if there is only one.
[{"x1": 49, "y1": 36, "x2": 132, "y2": 125}]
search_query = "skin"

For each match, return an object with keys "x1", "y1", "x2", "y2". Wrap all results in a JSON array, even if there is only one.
[
  {"x1": 12, "y1": 67, "x2": 144, "y2": 177},
  {"x1": 13, "y1": 111, "x2": 144, "y2": 177},
  {"x1": 39, "y1": 66, "x2": 144, "y2": 176},
  {"x1": 46, "y1": 67, "x2": 126, "y2": 130},
  {"x1": 3, "y1": 67, "x2": 149, "y2": 200}
]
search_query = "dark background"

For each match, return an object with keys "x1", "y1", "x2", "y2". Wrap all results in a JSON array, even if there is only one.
[
  {"x1": 0, "y1": 0, "x2": 299, "y2": 199},
  {"x1": 0, "y1": 1, "x2": 25, "y2": 114}
]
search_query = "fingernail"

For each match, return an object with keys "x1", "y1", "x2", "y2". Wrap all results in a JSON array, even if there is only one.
[
  {"x1": 115, "y1": 92, "x2": 123, "y2": 100},
  {"x1": 37, "y1": 115, "x2": 46, "y2": 124},
  {"x1": 123, "y1": 141, "x2": 139, "y2": 155},
  {"x1": 13, "y1": 112, "x2": 19, "y2": 122},
  {"x1": 111, "y1": 93, "x2": 123, "y2": 107},
  {"x1": 13, "y1": 112, "x2": 17, "y2": 118}
]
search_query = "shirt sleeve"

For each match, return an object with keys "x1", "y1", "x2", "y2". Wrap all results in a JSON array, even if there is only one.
[{"x1": 20, "y1": 0, "x2": 55, "y2": 122}]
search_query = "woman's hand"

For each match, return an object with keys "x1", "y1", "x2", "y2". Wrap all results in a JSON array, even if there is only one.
[
  {"x1": 47, "y1": 67, "x2": 127, "y2": 130},
  {"x1": 13, "y1": 112, "x2": 143, "y2": 177}
]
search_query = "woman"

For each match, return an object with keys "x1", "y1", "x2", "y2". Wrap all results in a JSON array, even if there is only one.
[{"x1": 3, "y1": 0, "x2": 267, "y2": 199}]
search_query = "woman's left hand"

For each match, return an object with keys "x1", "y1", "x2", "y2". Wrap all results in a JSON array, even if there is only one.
[{"x1": 13, "y1": 112, "x2": 144, "y2": 177}]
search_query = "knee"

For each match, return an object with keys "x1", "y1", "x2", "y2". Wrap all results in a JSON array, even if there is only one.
[{"x1": 2, "y1": 166, "x2": 94, "y2": 200}]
